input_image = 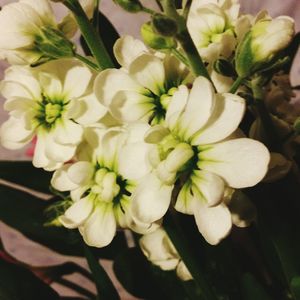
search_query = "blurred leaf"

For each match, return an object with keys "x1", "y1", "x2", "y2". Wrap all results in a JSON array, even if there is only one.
[
  {"x1": 291, "y1": 276, "x2": 300, "y2": 300},
  {"x1": 113, "y1": 247, "x2": 189, "y2": 300},
  {"x1": 0, "y1": 161, "x2": 52, "y2": 194},
  {"x1": 80, "y1": 12, "x2": 120, "y2": 67},
  {"x1": 84, "y1": 245, "x2": 120, "y2": 300},
  {"x1": 0, "y1": 184, "x2": 127, "y2": 259},
  {"x1": 0, "y1": 259, "x2": 60, "y2": 300},
  {"x1": 241, "y1": 273, "x2": 272, "y2": 300}
]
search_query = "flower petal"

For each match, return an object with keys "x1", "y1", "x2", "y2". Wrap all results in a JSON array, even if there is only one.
[
  {"x1": 192, "y1": 93, "x2": 245, "y2": 145},
  {"x1": 51, "y1": 163, "x2": 79, "y2": 191},
  {"x1": 81, "y1": 202, "x2": 116, "y2": 248},
  {"x1": 52, "y1": 119, "x2": 83, "y2": 145},
  {"x1": 67, "y1": 161, "x2": 94, "y2": 185},
  {"x1": 59, "y1": 196, "x2": 94, "y2": 229},
  {"x1": 193, "y1": 202, "x2": 232, "y2": 245},
  {"x1": 178, "y1": 77, "x2": 215, "y2": 140},
  {"x1": 129, "y1": 54, "x2": 165, "y2": 96},
  {"x1": 131, "y1": 173, "x2": 173, "y2": 224},
  {"x1": 113, "y1": 35, "x2": 148, "y2": 68},
  {"x1": 198, "y1": 138, "x2": 270, "y2": 188}
]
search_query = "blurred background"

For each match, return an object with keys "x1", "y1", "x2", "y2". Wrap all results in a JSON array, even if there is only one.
[{"x1": 0, "y1": 0, "x2": 299, "y2": 299}]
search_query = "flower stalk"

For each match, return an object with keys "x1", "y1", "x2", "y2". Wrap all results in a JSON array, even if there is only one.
[{"x1": 63, "y1": 0, "x2": 114, "y2": 70}]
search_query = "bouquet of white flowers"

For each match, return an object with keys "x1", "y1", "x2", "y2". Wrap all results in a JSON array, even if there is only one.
[{"x1": 0, "y1": 0, "x2": 299, "y2": 299}]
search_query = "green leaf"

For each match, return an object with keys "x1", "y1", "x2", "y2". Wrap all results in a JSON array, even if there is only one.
[
  {"x1": 80, "y1": 12, "x2": 120, "y2": 67},
  {"x1": 291, "y1": 276, "x2": 300, "y2": 300},
  {"x1": 84, "y1": 245, "x2": 120, "y2": 300},
  {"x1": 241, "y1": 273, "x2": 272, "y2": 300},
  {"x1": 0, "y1": 259, "x2": 60, "y2": 300},
  {"x1": 0, "y1": 184, "x2": 127, "y2": 259},
  {"x1": 0, "y1": 161, "x2": 52, "y2": 194},
  {"x1": 113, "y1": 247, "x2": 189, "y2": 300}
]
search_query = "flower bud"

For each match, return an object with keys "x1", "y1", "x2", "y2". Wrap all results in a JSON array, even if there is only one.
[
  {"x1": 152, "y1": 14, "x2": 178, "y2": 37},
  {"x1": 113, "y1": 0, "x2": 143, "y2": 12},
  {"x1": 141, "y1": 22, "x2": 176, "y2": 50},
  {"x1": 35, "y1": 26, "x2": 75, "y2": 60},
  {"x1": 235, "y1": 16, "x2": 295, "y2": 77}
]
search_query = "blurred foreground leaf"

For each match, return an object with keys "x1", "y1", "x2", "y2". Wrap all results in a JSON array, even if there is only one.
[
  {"x1": 0, "y1": 161, "x2": 52, "y2": 194},
  {"x1": 0, "y1": 184, "x2": 127, "y2": 259},
  {"x1": 0, "y1": 259, "x2": 60, "y2": 300}
]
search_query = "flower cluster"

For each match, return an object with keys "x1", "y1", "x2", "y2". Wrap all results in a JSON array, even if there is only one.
[{"x1": 0, "y1": 0, "x2": 296, "y2": 281}]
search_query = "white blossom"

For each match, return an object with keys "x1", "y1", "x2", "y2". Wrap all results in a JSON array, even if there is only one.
[
  {"x1": 0, "y1": 58, "x2": 107, "y2": 170},
  {"x1": 139, "y1": 227, "x2": 192, "y2": 281},
  {"x1": 51, "y1": 124, "x2": 158, "y2": 248},
  {"x1": 94, "y1": 36, "x2": 192, "y2": 125},
  {"x1": 131, "y1": 76, "x2": 270, "y2": 245}
]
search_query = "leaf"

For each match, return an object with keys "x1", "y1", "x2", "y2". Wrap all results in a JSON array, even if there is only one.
[
  {"x1": 80, "y1": 12, "x2": 120, "y2": 67},
  {"x1": 291, "y1": 276, "x2": 300, "y2": 300},
  {"x1": 241, "y1": 273, "x2": 272, "y2": 300},
  {"x1": 0, "y1": 184, "x2": 127, "y2": 259},
  {"x1": 84, "y1": 245, "x2": 120, "y2": 300},
  {"x1": 0, "y1": 161, "x2": 52, "y2": 194},
  {"x1": 0, "y1": 259, "x2": 60, "y2": 300},
  {"x1": 113, "y1": 247, "x2": 189, "y2": 300}
]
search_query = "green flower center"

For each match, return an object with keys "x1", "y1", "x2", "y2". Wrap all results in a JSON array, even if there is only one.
[{"x1": 35, "y1": 95, "x2": 66, "y2": 130}]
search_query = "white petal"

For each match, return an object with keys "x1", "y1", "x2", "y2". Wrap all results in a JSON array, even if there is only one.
[
  {"x1": 192, "y1": 93, "x2": 245, "y2": 145},
  {"x1": 129, "y1": 54, "x2": 165, "y2": 96},
  {"x1": 144, "y1": 125, "x2": 170, "y2": 144},
  {"x1": 51, "y1": 163, "x2": 79, "y2": 191},
  {"x1": 39, "y1": 72, "x2": 63, "y2": 100},
  {"x1": 67, "y1": 161, "x2": 94, "y2": 185},
  {"x1": 21, "y1": 0, "x2": 55, "y2": 21},
  {"x1": 52, "y1": 120, "x2": 83, "y2": 145},
  {"x1": 81, "y1": 202, "x2": 116, "y2": 248},
  {"x1": 131, "y1": 173, "x2": 173, "y2": 224},
  {"x1": 175, "y1": 180, "x2": 196, "y2": 215},
  {"x1": 198, "y1": 138, "x2": 270, "y2": 188},
  {"x1": 113, "y1": 35, "x2": 148, "y2": 68},
  {"x1": 32, "y1": 135, "x2": 51, "y2": 168},
  {"x1": 176, "y1": 261, "x2": 193, "y2": 281},
  {"x1": 191, "y1": 170, "x2": 225, "y2": 207},
  {"x1": 94, "y1": 69, "x2": 143, "y2": 106},
  {"x1": 165, "y1": 85, "x2": 189, "y2": 131},
  {"x1": 59, "y1": 196, "x2": 94, "y2": 229},
  {"x1": 193, "y1": 202, "x2": 232, "y2": 245},
  {"x1": 118, "y1": 143, "x2": 152, "y2": 180},
  {"x1": 63, "y1": 65, "x2": 92, "y2": 98},
  {"x1": 0, "y1": 117, "x2": 33, "y2": 149},
  {"x1": 178, "y1": 77, "x2": 215, "y2": 141},
  {"x1": 110, "y1": 90, "x2": 154, "y2": 122}
]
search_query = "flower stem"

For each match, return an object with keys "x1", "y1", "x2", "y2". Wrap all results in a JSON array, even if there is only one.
[
  {"x1": 63, "y1": 0, "x2": 114, "y2": 70},
  {"x1": 75, "y1": 53, "x2": 101, "y2": 71},
  {"x1": 93, "y1": 0, "x2": 100, "y2": 31},
  {"x1": 171, "y1": 48, "x2": 189, "y2": 66},
  {"x1": 159, "y1": 0, "x2": 212, "y2": 83},
  {"x1": 229, "y1": 76, "x2": 244, "y2": 93}
]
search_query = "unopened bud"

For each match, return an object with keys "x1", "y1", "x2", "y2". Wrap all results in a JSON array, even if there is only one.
[
  {"x1": 35, "y1": 26, "x2": 75, "y2": 60},
  {"x1": 235, "y1": 16, "x2": 295, "y2": 77},
  {"x1": 141, "y1": 22, "x2": 176, "y2": 50},
  {"x1": 113, "y1": 0, "x2": 143, "y2": 12},
  {"x1": 213, "y1": 59, "x2": 236, "y2": 77},
  {"x1": 152, "y1": 14, "x2": 178, "y2": 37}
]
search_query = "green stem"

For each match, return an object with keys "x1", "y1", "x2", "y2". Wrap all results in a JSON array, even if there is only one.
[
  {"x1": 229, "y1": 76, "x2": 244, "y2": 93},
  {"x1": 93, "y1": 0, "x2": 100, "y2": 31},
  {"x1": 159, "y1": 0, "x2": 212, "y2": 83},
  {"x1": 171, "y1": 48, "x2": 189, "y2": 66},
  {"x1": 83, "y1": 244, "x2": 120, "y2": 300},
  {"x1": 63, "y1": 0, "x2": 114, "y2": 70},
  {"x1": 142, "y1": 6, "x2": 157, "y2": 14},
  {"x1": 75, "y1": 53, "x2": 101, "y2": 71},
  {"x1": 56, "y1": 278, "x2": 96, "y2": 299},
  {"x1": 163, "y1": 210, "x2": 218, "y2": 300}
]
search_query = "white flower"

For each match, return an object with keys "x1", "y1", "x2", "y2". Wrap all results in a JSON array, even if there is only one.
[
  {"x1": 132, "y1": 76, "x2": 270, "y2": 245},
  {"x1": 139, "y1": 227, "x2": 192, "y2": 281},
  {"x1": 51, "y1": 124, "x2": 158, "y2": 248},
  {"x1": 187, "y1": 0, "x2": 240, "y2": 63},
  {"x1": 0, "y1": 58, "x2": 107, "y2": 170},
  {"x1": 0, "y1": 0, "x2": 93, "y2": 65},
  {"x1": 94, "y1": 36, "x2": 192, "y2": 125}
]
